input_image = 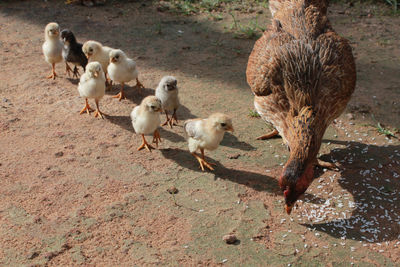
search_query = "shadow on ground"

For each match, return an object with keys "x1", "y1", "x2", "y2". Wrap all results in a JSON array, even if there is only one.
[
  {"x1": 302, "y1": 140, "x2": 400, "y2": 243},
  {"x1": 161, "y1": 148, "x2": 280, "y2": 193}
]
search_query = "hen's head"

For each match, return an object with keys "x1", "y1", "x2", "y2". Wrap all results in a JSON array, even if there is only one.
[
  {"x1": 159, "y1": 76, "x2": 177, "y2": 92},
  {"x1": 208, "y1": 113, "x2": 234, "y2": 132},
  {"x1": 142, "y1": 96, "x2": 162, "y2": 113},
  {"x1": 279, "y1": 107, "x2": 323, "y2": 214},
  {"x1": 82, "y1": 40, "x2": 102, "y2": 59},
  {"x1": 45, "y1": 22, "x2": 60, "y2": 39},
  {"x1": 86, "y1": 62, "x2": 103, "y2": 78},
  {"x1": 109, "y1": 49, "x2": 126, "y2": 64},
  {"x1": 60, "y1": 29, "x2": 77, "y2": 45}
]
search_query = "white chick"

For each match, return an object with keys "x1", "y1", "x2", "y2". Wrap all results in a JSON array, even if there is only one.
[
  {"x1": 82, "y1": 40, "x2": 113, "y2": 84},
  {"x1": 155, "y1": 76, "x2": 179, "y2": 128},
  {"x1": 77, "y1": 62, "x2": 106, "y2": 118},
  {"x1": 108, "y1": 49, "x2": 144, "y2": 101},
  {"x1": 42, "y1": 22, "x2": 63, "y2": 79},
  {"x1": 184, "y1": 113, "x2": 234, "y2": 171},
  {"x1": 130, "y1": 96, "x2": 162, "y2": 152}
]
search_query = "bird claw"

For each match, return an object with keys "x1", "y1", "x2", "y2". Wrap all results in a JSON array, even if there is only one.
[
  {"x1": 256, "y1": 129, "x2": 279, "y2": 140},
  {"x1": 79, "y1": 103, "x2": 94, "y2": 115},
  {"x1": 72, "y1": 67, "x2": 80, "y2": 79},
  {"x1": 46, "y1": 72, "x2": 57, "y2": 80},
  {"x1": 316, "y1": 159, "x2": 340, "y2": 171},
  {"x1": 137, "y1": 142, "x2": 155, "y2": 152},
  {"x1": 112, "y1": 92, "x2": 126, "y2": 101},
  {"x1": 94, "y1": 110, "x2": 104, "y2": 119}
]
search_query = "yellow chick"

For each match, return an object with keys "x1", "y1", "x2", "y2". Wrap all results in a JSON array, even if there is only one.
[
  {"x1": 184, "y1": 113, "x2": 234, "y2": 171},
  {"x1": 42, "y1": 22, "x2": 63, "y2": 79}
]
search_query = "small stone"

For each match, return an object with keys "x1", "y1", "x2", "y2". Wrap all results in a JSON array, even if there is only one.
[
  {"x1": 167, "y1": 186, "x2": 178, "y2": 194},
  {"x1": 228, "y1": 153, "x2": 241, "y2": 159},
  {"x1": 55, "y1": 151, "x2": 64, "y2": 157},
  {"x1": 27, "y1": 251, "x2": 40, "y2": 260},
  {"x1": 346, "y1": 113, "x2": 355, "y2": 120},
  {"x1": 223, "y1": 234, "x2": 237, "y2": 244}
]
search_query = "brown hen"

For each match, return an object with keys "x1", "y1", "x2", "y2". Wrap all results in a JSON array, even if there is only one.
[{"x1": 246, "y1": 0, "x2": 356, "y2": 214}]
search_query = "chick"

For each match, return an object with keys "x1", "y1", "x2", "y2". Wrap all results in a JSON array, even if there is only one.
[
  {"x1": 61, "y1": 29, "x2": 88, "y2": 79},
  {"x1": 42, "y1": 22, "x2": 63, "y2": 79},
  {"x1": 155, "y1": 76, "x2": 179, "y2": 128},
  {"x1": 184, "y1": 113, "x2": 234, "y2": 171},
  {"x1": 108, "y1": 49, "x2": 144, "y2": 101},
  {"x1": 130, "y1": 96, "x2": 162, "y2": 152},
  {"x1": 77, "y1": 62, "x2": 106, "y2": 118},
  {"x1": 82, "y1": 40, "x2": 113, "y2": 85}
]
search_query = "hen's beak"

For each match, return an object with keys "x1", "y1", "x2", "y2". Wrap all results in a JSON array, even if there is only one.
[{"x1": 285, "y1": 204, "x2": 293, "y2": 215}]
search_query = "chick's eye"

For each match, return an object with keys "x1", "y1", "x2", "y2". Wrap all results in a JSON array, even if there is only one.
[{"x1": 221, "y1": 123, "x2": 226, "y2": 127}]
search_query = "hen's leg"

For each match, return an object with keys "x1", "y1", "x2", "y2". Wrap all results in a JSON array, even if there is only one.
[{"x1": 256, "y1": 129, "x2": 279, "y2": 140}]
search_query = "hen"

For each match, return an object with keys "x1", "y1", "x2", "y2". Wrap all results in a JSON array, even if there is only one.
[{"x1": 246, "y1": 0, "x2": 356, "y2": 214}]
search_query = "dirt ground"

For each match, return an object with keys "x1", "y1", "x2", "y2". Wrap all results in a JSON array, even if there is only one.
[{"x1": 1, "y1": 0, "x2": 400, "y2": 266}]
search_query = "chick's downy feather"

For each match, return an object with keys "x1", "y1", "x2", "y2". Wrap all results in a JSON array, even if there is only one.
[
  {"x1": 107, "y1": 49, "x2": 139, "y2": 83},
  {"x1": 42, "y1": 22, "x2": 63, "y2": 64},
  {"x1": 78, "y1": 62, "x2": 105, "y2": 100},
  {"x1": 155, "y1": 76, "x2": 179, "y2": 112},
  {"x1": 184, "y1": 113, "x2": 233, "y2": 153},
  {"x1": 82, "y1": 40, "x2": 112, "y2": 74},
  {"x1": 61, "y1": 29, "x2": 87, "y2": 69},
  {"x1": 131, "y1": 96, "x2": 161, "y2": 135}
]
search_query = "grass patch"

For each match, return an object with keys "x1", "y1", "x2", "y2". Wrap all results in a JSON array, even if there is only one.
[
  {"x1": 229, "y1": 12, "x2": 265, "y2": 39},
  {"x1": 376, "y1": 122, "x2": 398, "y2": 138},
  {"x1": 248, "y1": 109, "x2": 261, "y2": 118}
]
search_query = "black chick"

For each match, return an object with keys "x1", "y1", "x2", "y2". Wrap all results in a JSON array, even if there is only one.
[{"x1": 60, "y1": 29, "x2": 88, "y2": 78}]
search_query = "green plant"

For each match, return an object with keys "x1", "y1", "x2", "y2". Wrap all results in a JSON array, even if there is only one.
[
  {"x1": 248, "y1": 109, "x2": 261, "y2": 118},
  {"x1": 376, "y1": 122, "x2": 397, "y2": 138},
  {"x1": 229, "y1": 12, "x2": 265, "y2": 39},
  {"x1": 385, "y1": 0, "x2": 398, "y2": 11}
]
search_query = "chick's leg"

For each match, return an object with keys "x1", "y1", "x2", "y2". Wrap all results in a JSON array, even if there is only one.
[
  {"x1": 73, "y1": 66, "x2": 80, "y2": 79},
  {"x1": 256, "y1": 129, "x2": 279, "y2": 140},
  {"x1": 136, "y1": 78, "x2": 144, "y2": 89},
  {"x1": 137, "y1": 134, "x2": 155, "y2": 152},
  {"x1": 112, "y1": 82, "x2": 126, "y2": 101},
  {"x1": 162, "y1": 111, "x2": 170, "y2": 127},
  {"x1": 79, "y1": 98, "x2": 94, "y2": 115},
  {"x1": 47, "y1": 63, "x2": 58, "y2": 79},
  {"x1": 93, "y1": 99, "x2": 104, "y2": 119},
  {"x1": 192, "y1": 149, "x2": 216, "y2": 171},
  {"x1": 171, "y1": 108, "x2": 179, "y2": 125},
  {"x1": 152, "y1": 129, "x2": 162, "y2": 147},
  {"x1": 65, "y1": 63, "x2": 73, "y2": 77},
  {"x1": 105, "y1": 73, "x2": 112, "y2": 91}
]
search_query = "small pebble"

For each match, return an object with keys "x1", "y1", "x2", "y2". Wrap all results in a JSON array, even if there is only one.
[
  {"x1": 223, "y1": 234, "x2": 238, "y2": 244},
  {"x1": 167, "y1": 186, "x2": 178, "y2": 194}
]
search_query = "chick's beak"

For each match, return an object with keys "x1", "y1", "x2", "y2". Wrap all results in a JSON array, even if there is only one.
[
  {"x1": 285, "y1": 204, "x2": 293, "y2": 215},
  {"x1": 111, "y1": 57, "x2": 117, "y2": 63},
  {"x1": 94, "y1": 71, "x2": 98, "y2": 77},
  {"x1": 227, "y1": 126, "x2": 234, "y2": 132}
]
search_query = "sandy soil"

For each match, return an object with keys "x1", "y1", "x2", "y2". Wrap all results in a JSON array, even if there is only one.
[{"x1": 0, "y1": 0, "x2": 399, "y2": 266}]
